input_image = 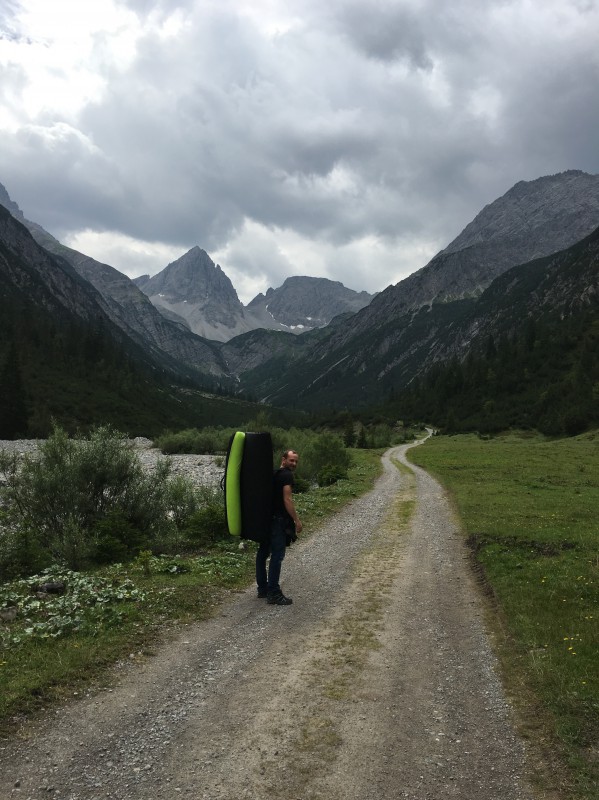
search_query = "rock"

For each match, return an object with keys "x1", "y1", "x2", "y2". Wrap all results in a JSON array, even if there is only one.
[
  {"x1": 35, "y1": 582, "x2": 66, "y2": 595},
  {"x1": 0, "y1": 606, "x2": 18, "y2": 622}
]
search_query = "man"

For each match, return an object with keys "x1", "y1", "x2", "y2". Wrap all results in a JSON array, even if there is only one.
[{"x1": 256, "y1": 449, "x2": 303, "y2": 605}]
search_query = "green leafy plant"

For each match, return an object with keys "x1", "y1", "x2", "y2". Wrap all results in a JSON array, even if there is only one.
[
  {"x1": 0, "y1": 425, "x2": 209, "y2": 575},
  {"x1": 182, "y1": 487, "x2": 228, "y2": 545},
  {"x1": 0, "y1": 566, "x2": 145, "y2": 647},
  {"x1": 154, "y1": 427, "x2": 232, "y2": 454},
  {"x1": 300, "y1": 432, "x2": 351, "y2": 486}
]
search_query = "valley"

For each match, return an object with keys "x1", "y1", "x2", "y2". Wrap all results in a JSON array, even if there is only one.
[{"x1": 2, "y1": 170, "x2": 599, "y2": 437}]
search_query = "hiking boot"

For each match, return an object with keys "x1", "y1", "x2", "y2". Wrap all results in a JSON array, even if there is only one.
[
  {"x1": 267, "y1": 591, "x2": 293, "y2": 605},
  {"x1": 257, "y1": 588, "x2": 268, "y2": 598}
]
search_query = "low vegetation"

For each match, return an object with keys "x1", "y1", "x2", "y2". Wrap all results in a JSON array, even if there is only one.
[
  {"x1": 155, "y1": 423, "x2": 355, "y2": 487},
  {"x1": 154, "y1": 418, "x2": 418, "y2": 486},
  {"x1": 0, "y1": 426, "x2": 226, "y2": 579},
  {"x1": 408, "y1": 430, "x2": 599, "y2": 798}
]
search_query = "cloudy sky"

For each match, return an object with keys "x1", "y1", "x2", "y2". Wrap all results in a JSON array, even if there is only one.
[{"x1": 1, "y1": 0, "x2": 598, "y2": 303}]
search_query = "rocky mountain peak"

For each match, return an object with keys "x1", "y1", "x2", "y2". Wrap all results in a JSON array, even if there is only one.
[
  {"x1": 441, "y1": 169, "x2": 599, "y2": 257},
  {"x1": 254, "y1": 276, "x2": 374, "y2": 328},
  {"x1": 0, "y1": 183, "x2": 22, "y2": 219},
  {"x1": 137, "y1": 247, "x2": 241, "y2": 306},
  {"x1": 133, "y1": 247, "x2": 247, "y2": 340},
  {"x1": 349, "y1": 170, "x2": 599, "y2": 330},
  {"x1": 135, "y1": 257, "x2": 374, "y2": 341}
]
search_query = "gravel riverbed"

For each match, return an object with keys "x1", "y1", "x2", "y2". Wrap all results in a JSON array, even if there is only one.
[{"x1": 0, "y1": 438, "x2": 224, "y2": 490}]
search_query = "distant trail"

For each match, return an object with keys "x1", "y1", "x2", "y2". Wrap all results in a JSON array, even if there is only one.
[{"x1": 0, "y1": 440, "x2": 534, "y2": 800}]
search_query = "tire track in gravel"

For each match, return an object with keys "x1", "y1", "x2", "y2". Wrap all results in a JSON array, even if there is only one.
[{"x1": 0, "y1": 439, "x2": 535, "y2": 800}]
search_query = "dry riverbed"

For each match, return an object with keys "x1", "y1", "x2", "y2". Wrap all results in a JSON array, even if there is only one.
[
  {"x1": 0, "y1": 440, "x2": 538, "y2": 799},
  {"x1": 0, "y1": 438, "x2": 224, "y2": 491}
]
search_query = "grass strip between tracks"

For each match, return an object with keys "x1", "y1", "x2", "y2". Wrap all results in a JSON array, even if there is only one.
[
  {"x1": 408, "y1": 430, "x2": 599, "y2": 800},
  {"x1": 253, "y1": 454, "x2": 415, "y2": 799}
]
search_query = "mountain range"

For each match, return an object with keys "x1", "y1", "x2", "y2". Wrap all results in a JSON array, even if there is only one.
[
  {"x1": 224, "y1": 170, "x2": 599, "y2": 407},
  {"x1": 134, "y1": 251, "x2": 374, "y2": 342},
  {"x1": 1, "y1": 169, "x2": 599, "y2": 435}
]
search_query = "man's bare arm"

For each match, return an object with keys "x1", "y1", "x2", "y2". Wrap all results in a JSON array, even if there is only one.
[{"x1": 283, "y1": 484, "x2": 302, "y2": 533}]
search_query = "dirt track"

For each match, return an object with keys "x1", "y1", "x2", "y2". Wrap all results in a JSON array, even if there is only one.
[{"x1": 0, "y1": 440, "x2": 535, "y2": 799}]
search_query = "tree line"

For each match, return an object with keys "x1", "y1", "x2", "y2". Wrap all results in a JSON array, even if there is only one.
[{"x1": 391, "y1": 310, "x2": 599, "y2": 436}]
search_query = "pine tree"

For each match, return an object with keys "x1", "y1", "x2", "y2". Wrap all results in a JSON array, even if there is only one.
[{"x1": 343, "y1": 414, "x2": 356, "y2": 447}]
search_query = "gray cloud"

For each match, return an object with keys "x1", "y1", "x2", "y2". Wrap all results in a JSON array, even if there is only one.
[
  {"x1": 0, "y1": 1, "x2": 24, "y2": 42},
  {"x1": 0, "y1": 0, "x2": 598, "y2": 297},
  {"x1": 334, "y1": 0, "x2": 433, "y2": 67}
]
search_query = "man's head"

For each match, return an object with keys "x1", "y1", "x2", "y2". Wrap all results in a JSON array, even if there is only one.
[{"x1": 281, "y1": 449, "x2": 299, "y2": 471}]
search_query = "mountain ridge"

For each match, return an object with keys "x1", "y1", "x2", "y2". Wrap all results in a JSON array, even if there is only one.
[
  {"x1": 222, "y1": 170, "x2": 599, "y2": 407},
  {"x1": 3, "y1": 169, "x2": 599, "y2": 425},
  {"x1": 236, "y1": 221, "x2": 599, "y2": 410},
  {"x1": 323, "y1": 170, "x2": 599, "y2": 346},
  {"x1": 0, "y1": 190, "x2": 231, "y2": 382},
  {"x1": 134, "y1": 253, "x2": 375, "y2": 342},
  {"x1": 0, "y1": 202, "x2": 293, "y2": 436},
  {"x1": 392, "y1": 224, "x2": 599, "y2": 434}
]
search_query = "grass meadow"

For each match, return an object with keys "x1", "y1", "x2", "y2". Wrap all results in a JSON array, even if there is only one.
[{"x1": 408, "y1": 430, "x2": 599, "y2": 798}]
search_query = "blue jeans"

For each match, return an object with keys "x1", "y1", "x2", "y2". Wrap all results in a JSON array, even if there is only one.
[{"x1": 256, "y1": 516, "x2": 287, "y2": 593}]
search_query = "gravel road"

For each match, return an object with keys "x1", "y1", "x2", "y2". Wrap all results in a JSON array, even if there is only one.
[{"x1": 0, "y1": 439, "x2": 535, "y2": 800}]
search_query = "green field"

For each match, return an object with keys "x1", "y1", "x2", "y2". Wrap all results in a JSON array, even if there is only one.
[{"x1": 408, "y1": 431, "x2": 599, "y2": 798}]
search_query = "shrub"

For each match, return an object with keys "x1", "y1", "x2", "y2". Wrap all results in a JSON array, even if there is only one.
[
  {"x1": 366, "y1": 423, "x2": 394, "y2": 448},
  {"x1": 0, "y1": 518, "x2": 51, "y2": 579},
  {"x1": 92, "y1": 510, "x2": 148, "y2": 564},
  {"x1": 164, "y1": 475, "x2": 201, "y2": 531},
  {"x1": 182, "y1": 487, "x2": 228, "y2": 546},
  {"x1": 155, "y1": 428, "x2": 231, "y2": 454},
  {"x1": 356, "y1": 426, "x2": 368, "y2": 448},
  {"x1": 301, "y1": 432, "x2": 351, "y2": 486},
  {"x1": 317, "y1": 464, "x2": 348, "y2": 487},
  {"x1": 0, "y1": 425, "x2": 205, "y2": 575},
  {"x1": 292, "y1": 475, "x2": 310, "y2": 493}
]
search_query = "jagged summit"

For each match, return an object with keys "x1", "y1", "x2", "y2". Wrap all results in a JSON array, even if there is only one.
[
  {"x1": 136, "y1": 255, "x2": 374, "y2": 342},
  {"x1": 344, "y1": 169, "x2": 599, "y2": 331},
  {"x1": 248, "y1": 276, "x2": 374, "y2": 329},
  {"x1": 134, "y1": 248, "x2": 245, "y2": 340},
  {"x1": 136, "y1": 247, "x2": 240, "y2": 306}
]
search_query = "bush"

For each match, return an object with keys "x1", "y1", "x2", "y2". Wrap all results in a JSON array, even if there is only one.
[
  {"x1": 164, "y1": 475, "x2": 201, "y2": 531},
  {"x1": 0, "y1": 425, "x2": 206, "y2": 575},
  {"x1": 301, "y1": 432, "x2": 351, "y2": 486},
  {"x1": 292, "y1": 475, "x2": 310, "y2": 493},
  {"x1": 93, "y1": 510, "x2": 148, "y2": 564},
  {"x1": 366, "y1": 423, "x2": 394, "y2": 448},
  {"x1": 317, "y1": 464, "x2": 348, "y2": 487},
  {"x1": 0, "y1": 519, "x2": 51, "y2": 578},
  {"x1": 155, "y1": 428, "x2": 231, "y2": 454},
  {"x1": 182, "y1": 487, "x2": 228, "y2": 546}
]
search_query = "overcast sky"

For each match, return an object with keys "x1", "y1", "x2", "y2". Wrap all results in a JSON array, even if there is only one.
[{"x1": 1, "y1": 0, "x2": 598, "y2": 303}]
